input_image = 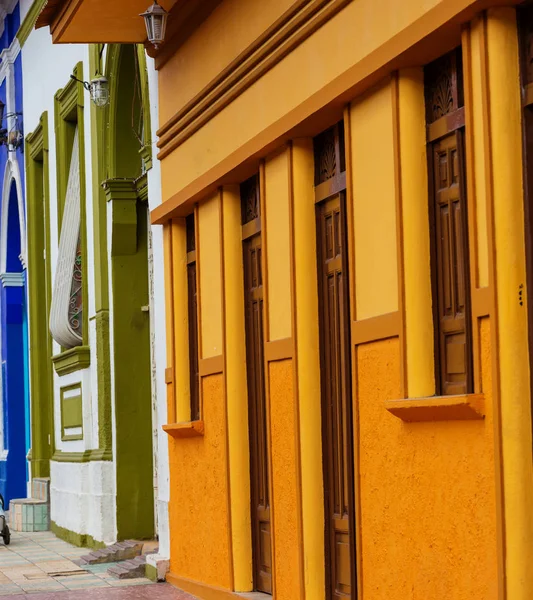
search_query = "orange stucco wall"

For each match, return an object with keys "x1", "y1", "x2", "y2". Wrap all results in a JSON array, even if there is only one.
[
  {"x1": 357, "y1": 321, "x2": 497, "y2": 599},
  {"x1": 268, "y1": 359, "x2": 303, "y2": 600},
  {"x1": 168, "y1": 373, "x2": 232, "y2": 587}
]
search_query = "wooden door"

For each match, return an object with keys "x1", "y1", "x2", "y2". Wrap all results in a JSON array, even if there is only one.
[
  {"x1": 317, "y1": 194, "x2": 356, "y2": 600},
  {"x1": 431, "y1": 131, "x2": 472, "y2": 396},
  {"x1": 244, "y1": 232, "x2": 272, "y2": 594}
]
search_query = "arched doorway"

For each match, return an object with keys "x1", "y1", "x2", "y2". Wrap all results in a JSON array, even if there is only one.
[{"x1": 0, "y1": 169, "x2": 29, "y2": 504}]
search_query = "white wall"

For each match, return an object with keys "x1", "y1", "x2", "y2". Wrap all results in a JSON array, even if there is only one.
[
  {"x1": 146, "y1": 55, "x2": 170, "y2": 559},
  {"x1": 22, "y1": 30, "x2": 117, "y2": 543},
  {"x1": 22, "y1": 24, "x2": 170, "y2": 552}
]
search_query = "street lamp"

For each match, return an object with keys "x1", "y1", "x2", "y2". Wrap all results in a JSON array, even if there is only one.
[
  {"x1": 70, "y1": 74, "x2": 110, "y2": 108},
  {"x1": 140, "y1": 0, "x2": 168, "y2": 49},
  {"x1": 0, "y1": 101, "x2": 23, "y2": 152},
  {"x1": 89, "y1": 76, "x2": 110, "y2": 108}
]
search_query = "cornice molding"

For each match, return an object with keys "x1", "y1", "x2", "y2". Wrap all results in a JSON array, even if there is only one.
[
  {"x1": 156, "y1": 0, "x2": 352, "y2": 159},
  {"x1": 18, "y1": 0, "x2": 47, "y2": 47},
  {"x1": 0, "y1": 35, "x2": 20, "y2": 65},
  {"x1": 0, "y1": 272, "x2": 24, "y2": 287},
  {"x1": 0, "y1": 36, "x2": 21, "y2": 86}
]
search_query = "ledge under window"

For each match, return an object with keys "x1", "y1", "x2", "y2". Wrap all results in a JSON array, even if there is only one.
[
  {"x1": 52, "y1": 346, "x2": 91, "y2": 376},
  {"x1": 384, "y1": 393, "x2": 485, "y2": 422},
  {"x1": 163, "y1": 421, "x2": 204, "y2": 439}
]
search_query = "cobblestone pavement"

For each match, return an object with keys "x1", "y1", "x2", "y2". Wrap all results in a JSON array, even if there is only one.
[{"x1": 0, "y1": 530, "x2": 194, "y2": 598}]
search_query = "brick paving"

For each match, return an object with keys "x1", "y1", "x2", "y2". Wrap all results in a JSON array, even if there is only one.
[
  {"x1": 0, "y1": 530, "x2": 195, "y2": 598},
  {"x1": 0, "y1": 586, "x2": 195, "y2": 599}
]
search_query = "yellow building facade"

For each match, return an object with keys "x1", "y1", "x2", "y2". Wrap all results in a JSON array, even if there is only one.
[{"x1": 36, "y1": 0, "x2": 533, "y2": 598}]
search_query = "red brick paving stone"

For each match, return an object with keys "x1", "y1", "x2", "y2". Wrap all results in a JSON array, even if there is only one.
[{"x1": 0, "y1": 583, "x2": 197, "y2": 600}]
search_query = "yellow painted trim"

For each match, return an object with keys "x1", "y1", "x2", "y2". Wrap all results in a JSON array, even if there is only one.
[
  {"x1": 287, "y1": 143, "x2": 306, "y2": 599},
  {"x1": 167, "y1": 573, "x2": 241, "y2": 600},
  {"x1": 477, "y1": 13, "x2": 505, "y2": 597},
  {"x1": 486, "y1": 8, "x2": 533, "y2": 599},
  {"x1": 163, "y1": 223, "x2": 176, "y2": 424},
  {"x1": 384, "y1": 393, "x2": 485, "y2": 422},
  {"x1": 221, "y1": 184, "x2": 253, "y2": 592},
  {"x1": 398, "y1": 68, "x2": 435, "y2": 398},
  {"x1": 198, "y1": 194, "x2": 223, "y2": 359},
  {"x1": 162, "y1": 421, "x2": 204, "y2": 438},
  {"x1": 291, "y1": 138, "x2": 325, "y2": 600}
]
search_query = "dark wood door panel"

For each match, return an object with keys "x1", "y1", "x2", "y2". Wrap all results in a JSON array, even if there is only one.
[
  {"x1": 317, "y1": 194, "x2": 356, "y2": 600},
  {"x1": 431, "y1": 131, "x2": 472, "y2": 396},
  {"x1": 244, "y1": 233, "x2": 272, "y2": 594}
]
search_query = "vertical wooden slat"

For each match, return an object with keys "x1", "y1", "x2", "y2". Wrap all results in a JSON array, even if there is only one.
[
  {"x1": 317, "y1": 193, "x2": 355, "y2": 600},
  {"x1": 242, "y1": 176, "x2": 272, "y2": 594},
  {"x1": 343, "y1": 103, "x2": 363, "y2": 598},
  {"x1": 259, "y1": 159, "x2": 277, "y2": 596}
]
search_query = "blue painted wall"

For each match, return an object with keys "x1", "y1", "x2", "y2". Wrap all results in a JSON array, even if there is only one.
[{"x1": 0, "y1": 1, "x2": 29, "y2": 505}]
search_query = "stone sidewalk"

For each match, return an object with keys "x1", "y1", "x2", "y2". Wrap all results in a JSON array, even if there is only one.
[{"x1": 0, "y1": 530, "x2": 193, "y2": 598}]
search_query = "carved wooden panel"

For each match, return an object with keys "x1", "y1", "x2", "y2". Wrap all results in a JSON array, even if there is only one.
[
  {"x1": 186, "y1": 213, "x2": 195, "y2": 253},
  {"x1": 314, "y1": 122, "x2": 346, "y2": 187},
  {"x1": 519, "y1": 5, "x2": 533, "y2": 85},
  {"x1": 424, "y1": 49, "x2": 463, "y2": 125},
  {"x1": 241, "y1": 175, "x2": 260, "y2": 225}
]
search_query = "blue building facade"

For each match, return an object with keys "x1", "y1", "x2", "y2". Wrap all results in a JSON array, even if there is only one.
[{"x1": 0, "y1": 1, "x2": 29, "y2": 505}]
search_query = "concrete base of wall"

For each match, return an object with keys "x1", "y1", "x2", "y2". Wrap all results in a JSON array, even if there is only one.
[
  {"x1": 50, "y1": 460, "x2": 116, "y2": 544},
  {"x1": 146, "y1": 554, "x2": 169, "y2": 582},
  {"x1": 51, "y1": 520, "x2": 105, "y2": 549}
]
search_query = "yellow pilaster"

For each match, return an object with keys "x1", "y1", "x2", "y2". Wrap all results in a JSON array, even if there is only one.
[
  {"x1": 221, "y1": 185, "x2": 253, "y2": 592},
  {"x1": 170, "y1": 218, "x2": 191, "y2": 422},
  {"x1": 291, "y1": 139, "x2": 325, "y2": 600},
  {"x1": 486, "y1": 8, "x2": 533, "y2": 598},
  {"x1": 398, "y1": 68, "x2": 434, "y2": 397}
]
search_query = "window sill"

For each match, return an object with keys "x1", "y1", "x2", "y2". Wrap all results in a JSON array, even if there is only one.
[
  {"x1": 384, "y1": 393, "x2": 485, "y2": 422},
  {"x1": 163, "y1": 421, "x2": 204, "y2": 438},
  {"x1": 52, "y1": 346, "x2": 91, "y2": 376}
]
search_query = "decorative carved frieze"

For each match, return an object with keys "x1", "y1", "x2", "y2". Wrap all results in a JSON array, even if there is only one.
[
  {"x1": 240, "y1": 175, "x2": 260, "y2": 225},
  {"x1": 424, "y1": 49, "x2": 463, "y2": 125}
]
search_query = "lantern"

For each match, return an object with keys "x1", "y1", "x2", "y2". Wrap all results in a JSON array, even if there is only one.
[
  {"x1": 90, "y1": 77, "x2": 110, "y2": 108},
  {"x1": 140, "y1": 0, "x2": 168, "y2": 49}
]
